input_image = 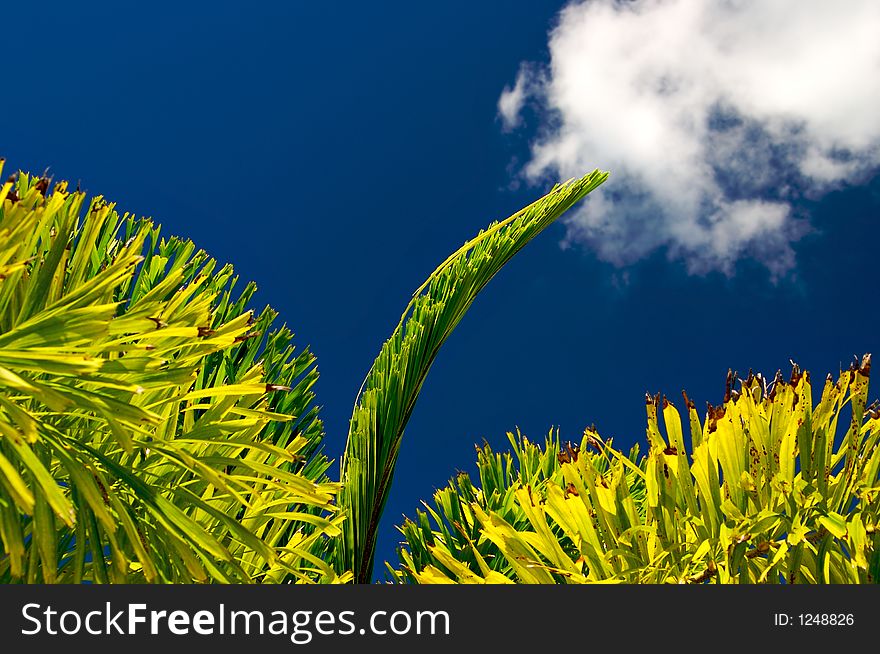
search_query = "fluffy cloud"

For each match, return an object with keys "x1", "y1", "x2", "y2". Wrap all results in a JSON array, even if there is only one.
[
  {"x1": 498, "y1": 68, "x2": 529, "y2": 131},
  {"x1": 500, "y1": 0, "x2": 880, "y2": 277}
]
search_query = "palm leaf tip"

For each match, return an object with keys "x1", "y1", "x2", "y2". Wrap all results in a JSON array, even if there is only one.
[{"x1": 335, "y1": 170, "x2": 609, "y2": 582}]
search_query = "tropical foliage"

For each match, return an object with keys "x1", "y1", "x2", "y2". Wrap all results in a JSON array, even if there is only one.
[
  {"x1": 3, "y1": 158, "x2": 876, "y2": 584},
  {"x1": 391, "y1": 360, "x2": 880, "y2": 583},
  {"x1": 0, "y1": 162, "x2": 343, "y2": 583},
  {"x1": 0, "y1": 158, "x2": 609, "y2": 583}
]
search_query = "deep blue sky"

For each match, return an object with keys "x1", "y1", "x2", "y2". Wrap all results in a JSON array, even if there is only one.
[{"x1": 3, "y1": 1, "x2": 878, "y2": 577}]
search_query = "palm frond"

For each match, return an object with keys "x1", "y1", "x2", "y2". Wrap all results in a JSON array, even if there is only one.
[
  {"x1": 0, "y1": 163, "x2": 342, "y2": 583},
  {"x1": 335, "y1": 170, "x2": 609, "y2": 582}
]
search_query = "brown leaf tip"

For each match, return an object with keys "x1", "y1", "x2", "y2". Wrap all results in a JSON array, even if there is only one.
[
  {"x1": 789, "y1": 360, "x2": 803, "y2": 385},
  {"x1": 706, "y1": 402, "x2": 726, "y2": 433},
  {"x1": 724, "y1": 369, "x2": 735, "y2": 403},
  {"x1": 557, "y1": 441, "x2": 580, "y2": 465},
  {"x1": 681, "y1": 390, "x2": 695, "y2": 410}
]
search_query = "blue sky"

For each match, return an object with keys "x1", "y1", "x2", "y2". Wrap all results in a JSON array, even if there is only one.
[{"x1": 3, "y1": 1, "x2": 878, "y2": 576}]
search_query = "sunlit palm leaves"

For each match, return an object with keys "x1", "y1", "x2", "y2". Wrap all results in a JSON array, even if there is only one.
[
  {"x1": 6, "y1": 158, "x2": 874, "y2": 586},
  {"x1": 0, "y1": 163, "x2": 343, "y2": 583},
  {"x1": 335, "y1": 170, "x2": 609, "y2": 582},
  {"x1": 392, "y1": 359, "x2": 879, "y2": 583},
  {"x1": 0, "y1": 160, "x2": 606, "y2": 584}
]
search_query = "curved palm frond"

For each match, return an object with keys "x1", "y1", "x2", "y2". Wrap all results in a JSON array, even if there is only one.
[
  {"x1": 335, "y1": 170, "x2": 609, "y2": 582},
  {"x1": 0, "y1": 163, "x2": 344, "y2": 583},
  {"x1": 392, "y1": 359, "x2": 879, "y2": 584}
]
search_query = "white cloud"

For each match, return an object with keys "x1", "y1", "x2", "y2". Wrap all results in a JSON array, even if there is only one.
[
  {"x1": 502, "y1": 0, "x2": 880, "y2": 277},
  {"x1": 498, "y1": 67, "x2": 529, "y2": 131}
]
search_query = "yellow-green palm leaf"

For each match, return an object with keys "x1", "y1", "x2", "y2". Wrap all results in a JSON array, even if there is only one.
[
  {"x1": 392, "y1": 360, "x2": 879, "y2": 584},
  {"x1": 0, "y1": 164, "x2": 344, "y2": 583}
]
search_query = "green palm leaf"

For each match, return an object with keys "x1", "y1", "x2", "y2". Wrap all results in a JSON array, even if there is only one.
[{"x1": 335, "y1": 170, "x2": 609, "y2": 582}]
